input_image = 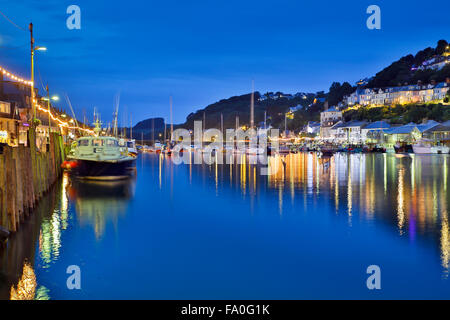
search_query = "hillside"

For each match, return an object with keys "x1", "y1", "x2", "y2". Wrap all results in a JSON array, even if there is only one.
[
  {"x1": 131, "y1": 117, "x2": 165, "y2": 140},
  {"x1": 367, "y1": 40, "x2": 449, "y2": 88},
  {"x1": 179, "y1": 91, "x2": 317, "y2": 130}
]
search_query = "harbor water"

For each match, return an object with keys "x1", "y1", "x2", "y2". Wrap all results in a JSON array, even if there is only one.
[{"x1": 1, "y1": 152, "x2": 450, "y2": 299}]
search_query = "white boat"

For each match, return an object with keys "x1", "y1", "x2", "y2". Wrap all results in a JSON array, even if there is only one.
[
  {"x1": 412, "y1": 140, "x2": 432, "y2": 154},
  {"x1": 68, "y1": 121, "x2": 136, "y2": 180},
  {"x1": 153, "y1": 142, "x2": 163, "y2": 153},
  {"x1": 413, "y1": 139, "x2": 450, "y2": 154},
  {"x1": 126, "y1": 139, "x2": 138, "y2": 157},
  {"x1": 431, "y1": 145, "x2": 450, "y2": 154}
]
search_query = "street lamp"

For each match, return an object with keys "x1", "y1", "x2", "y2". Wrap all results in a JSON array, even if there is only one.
[{"x1": 29, "y1": 22, "x2": 47, "y2": 125}]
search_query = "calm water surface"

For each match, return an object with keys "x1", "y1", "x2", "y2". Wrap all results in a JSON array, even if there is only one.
[{"x1": 1, "y1": 152, "x2": 450, "y2": 299}]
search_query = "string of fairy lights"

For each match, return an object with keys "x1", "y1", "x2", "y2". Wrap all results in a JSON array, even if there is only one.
[{"x1": 1, "y1": 64, "x2": 94, "y2": 135}]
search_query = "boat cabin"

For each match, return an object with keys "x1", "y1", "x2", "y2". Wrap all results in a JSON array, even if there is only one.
[{"x1": 69, "y1": 136, "x2": 128, "y2": 161}]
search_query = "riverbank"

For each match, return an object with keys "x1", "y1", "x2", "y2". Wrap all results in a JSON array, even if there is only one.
[{"x1": 0, "y1": 128, "x2": 65, "y2": 235}]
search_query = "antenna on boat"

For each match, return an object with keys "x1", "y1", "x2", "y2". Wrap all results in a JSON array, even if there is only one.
[
  {"x1": 64, "y1": 93, "x2": 80, "y2": 135},
  {"x1": 250, "y1": 79, "x2": 254, "y2": 129},
  {"x1": 130, "y1": 113, "x2": 133, "y2": 140},
  {"x1": 113, "y1": 92, "x2": 120, "y2": 138},
  {"x1": 169, "y1": 96, "x2": 173, "y2": 143}
]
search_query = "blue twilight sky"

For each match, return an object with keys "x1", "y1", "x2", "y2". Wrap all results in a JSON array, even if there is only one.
[{"x1": 0, "y1": 0, "x2": 449, "y2": 124}]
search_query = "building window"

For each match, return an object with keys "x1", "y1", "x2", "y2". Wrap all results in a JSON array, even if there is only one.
[{"x1": 0, "y1": 102, "x2": 11, "y2": 114}]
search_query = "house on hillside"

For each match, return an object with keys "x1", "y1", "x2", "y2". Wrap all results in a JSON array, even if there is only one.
[
  {"x1": 305, "y1": 121, "x2": 320, "y2": 135},
  {"x1": 289, "y1": 104, "x2": 304, "y2": 113}
]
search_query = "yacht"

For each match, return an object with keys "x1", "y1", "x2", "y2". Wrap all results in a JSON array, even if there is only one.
[
  {"x1": 431, "y1": 145, "x2": 450, "y2": 154},
  {"x1": 413, "y1": 139, "x2": 450, "y2": 154},
  {"x1": 68, "y1": 121, "x2": 136, "y2": 180},
  {"x1": 121, "y1": 138, "x2": 138, "y2": 157},
  {"x1": 413, "y1": 139, "x2": 433, "y2": 154}
]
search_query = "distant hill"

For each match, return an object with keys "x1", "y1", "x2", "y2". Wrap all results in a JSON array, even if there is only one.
[
  {"x1": 130, "y1": 117, "x2": 165, "y2": 140},
  {"x1": 178, "y1": 91, "x2": 317, "y2": 130}
]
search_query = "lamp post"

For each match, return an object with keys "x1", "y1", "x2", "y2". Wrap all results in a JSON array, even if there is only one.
[{"x1": 29, "y1": 22, "x2": 47, "y2": 124}]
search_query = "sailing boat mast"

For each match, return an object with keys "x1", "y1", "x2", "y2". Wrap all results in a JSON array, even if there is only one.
[
  {"x1": 169, "y1": 96, "x2": 173, "y2": 142},
  {"x1": 250, "y1": 80, "x2": 254, "y2": 129}
]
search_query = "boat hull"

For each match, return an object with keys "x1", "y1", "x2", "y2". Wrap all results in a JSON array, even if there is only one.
[
  {"x1": 431, "y1": 146, "x2": 450, "y2": 154},
  {"x1": 412, "y1": 145, "x2": 432, "y2": 154},
  {"x1": 73, "y1": 159, "x2": 136, "y2": 180}
]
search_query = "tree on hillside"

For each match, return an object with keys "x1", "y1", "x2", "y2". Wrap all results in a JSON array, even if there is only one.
[
  {"x1": 436, "y1": 40, "x2": 449, "y2": 55},
  {"x1": 328, "y1": 81, "x2": 355, "y2": 106}
]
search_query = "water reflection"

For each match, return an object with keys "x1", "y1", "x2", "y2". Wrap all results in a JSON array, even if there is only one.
[
  {"x1": 68, "y1": 178, "x2": 136, "y2": 239},
  {"x1": 0, "y1": 172, "x2": 135, "y2": 299},
  {"x1": 1, "y1": 153, "x2": 449, "y2": 299},
  {"x1": 173, "y1": 152, "x2": 450, "y2": 276}
]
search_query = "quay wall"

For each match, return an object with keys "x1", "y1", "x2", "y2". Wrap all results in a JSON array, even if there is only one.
[{"x1": 0, "y1": 128, "x2": 65, "y2": 233}]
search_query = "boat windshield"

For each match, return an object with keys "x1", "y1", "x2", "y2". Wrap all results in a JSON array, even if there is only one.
[
  {"x1": 106, "y1": 139, "x2": 119, "y2": 147},
  {"x1": 92, "y1": 139, "x2": 104, "y2": 146},
  {"x1": 78, "y1": 139, "x2": 90, "y2": 146},
  {"x1": 127, "y1": 141, "x2": 135, "y2": 148}
]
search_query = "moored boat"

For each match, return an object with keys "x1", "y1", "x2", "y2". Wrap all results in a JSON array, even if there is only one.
[
  {"x1": 412, "y1": 139, "x2": 432, "y2": 154},
  {"x1": 68, "y1": 121, "x2": 136, "y2": 180}
]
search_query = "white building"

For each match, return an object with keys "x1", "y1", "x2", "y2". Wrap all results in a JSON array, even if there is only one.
[
  {"x1": 343, "y1": 82, "x2": 449, "y2": 107},
  {"x1": 319, "y1": 106, "x2": 343, "y2": 140}
]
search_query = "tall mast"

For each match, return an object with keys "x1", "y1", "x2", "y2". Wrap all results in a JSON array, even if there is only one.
[
  {"x1": 130, "y1": 113, "x2": 132, "y2": 140},
  {"x1": 264, "y1": 111, "x2": 267, "y2": 129},
  {"x1": 163, "y1": 121, "x2": 166, "y2": 142},
  {"x1": 152, "y1": 118, "x2": 155, "y2": 144},
  {"x1": 203, "y1": 112, "x2": 206, "y2": 131},
  {"x1": 250, "y1": 80, "x2": 254, "y2": 129},
  {"x1": 170, "y1": 96, "x2": 173, "y2": 142}
]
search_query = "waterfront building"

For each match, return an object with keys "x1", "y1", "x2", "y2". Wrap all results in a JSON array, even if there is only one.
[
  {"x1": 382, "y1": 120, "x2": 439, "y2": 145},
  {"x1": 319, "y1": 106, "x2": 342, "y2": 140},
  {"x1": 423, "y1": 122, "x2": 450, "y2": 146},
  {"x1": 0, "y1": 100, "x2": 19, "y2": 146},
  {"x1": 330, "y1": 120, "x2": 367, "y2": 144},
  {"x1": 361, "y1": 121, "x2": 391, "y2": 144}
]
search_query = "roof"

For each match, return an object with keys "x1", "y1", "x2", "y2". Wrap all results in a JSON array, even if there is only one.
[
  {"x1": 307, "y1": 121, "x2": 320, "y2": 127},
  {"x1": 364, "y1": 121, "x2": 391, "y2": 130},
  {"x1": 416, "y1": 120, "x2": 439, "y2": 132},
  {"x1": 331, "y1": 121, "x2": 345, "y2": 129},
  {"x1": 325, "y1": 106, "x2": 339, "y2": 112},
  {"x1": 342, "y1": 120, "x2": 367, "y2": 128},
  {"x1": 424, "y1": 124, "x2": 450, "y2": 133},
  {"x1": 331, "y1": 120, "x2": 367, "y2": 129},
  {"x1": 383, "y1": 123, "x2": 417, "y2": 134}
]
